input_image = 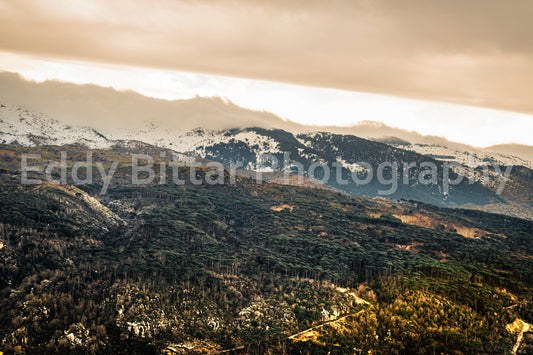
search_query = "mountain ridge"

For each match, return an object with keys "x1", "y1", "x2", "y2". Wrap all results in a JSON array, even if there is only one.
[
  {"x1": 1, "y1": 71, "x2": 532, "y2": 166},
  {"x1": 2, "y1": 101, "x2": 533, "y2": 220}
]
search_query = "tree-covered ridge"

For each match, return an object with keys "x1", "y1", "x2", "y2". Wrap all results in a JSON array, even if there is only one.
[{"x1": 0, "y1": 146, "x2": 531, "y2": 354}]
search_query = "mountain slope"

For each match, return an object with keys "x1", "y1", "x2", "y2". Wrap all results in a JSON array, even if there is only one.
[
  {"x1": 0, "y1": 103, "x2": 110, "y2": 148},
  {"x1": 144, "y1": 127, "x2": 532, "y2": 219},
  {"x1": 381, "y1": 137, "x2": 532, "y2": 169},
  {"x1": 485, "y1": 144, "x2": 533, "y2": 165},
  {"x1": 0, "y1": 145, "x2": 532, "y2": 354},
  {"x1": 2, "y1": 100, "x2": 532, "y2": 220}
]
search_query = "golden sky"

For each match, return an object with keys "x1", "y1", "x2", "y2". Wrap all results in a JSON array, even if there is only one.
[{"x1": 1, "y1": 0, "x2": 533, "y2": 114}]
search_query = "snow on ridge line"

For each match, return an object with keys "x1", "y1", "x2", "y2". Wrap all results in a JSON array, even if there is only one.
[
  {"x1": 1, "y1": 103, "x2": 283, "y2": 157},
  {"x1": 400, "y1": 143, "x2": 532, "y2": 169},
  {"x1": 1, "y1": 102, "x2": 531, "y2": 171},
  {"x1": 0, "y1": 103, "x2": 111, "y2": 149}
]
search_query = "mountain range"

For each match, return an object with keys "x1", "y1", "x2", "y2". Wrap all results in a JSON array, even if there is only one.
[
  {"x1": 1, "y1": 71, "x2": 532, "y2": 167},
  {"x1": 1, "y1": 73, "x2": 532, "y2": 220}
]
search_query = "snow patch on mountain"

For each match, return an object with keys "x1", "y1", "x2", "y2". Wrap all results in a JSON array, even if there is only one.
[
  {"x1": 0, "y1": 102, "x2": 283, "y2": 159},
  {"x1": 0, "y1": 103, "x2": 111, "y2": 148},
  {"x1": 337, "y1": 158, "x2": 369, "y2": 173},
  {"x1": 122, "y1": 127, "x2": 283, "y2": 157},
  {"x1": 393, "y1": 142, "x2": 532, "y2": 169}
]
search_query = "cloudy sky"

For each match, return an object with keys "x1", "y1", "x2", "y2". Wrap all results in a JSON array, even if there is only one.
[{"x1": 0, "y1": 0, "x2": 532, "y2": 146}]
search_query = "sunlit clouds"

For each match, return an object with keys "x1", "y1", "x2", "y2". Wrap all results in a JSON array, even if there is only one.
[{"x1": 1, "y1": 0, "x2": 533, "y2": 114}]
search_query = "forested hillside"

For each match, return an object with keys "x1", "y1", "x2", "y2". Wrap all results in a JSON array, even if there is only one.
[{"x1": 0, "y1": 145, "x2": 532, "y2": 354}]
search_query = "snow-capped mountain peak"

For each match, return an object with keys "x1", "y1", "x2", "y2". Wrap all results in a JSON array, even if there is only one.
[{"x1": 0, "y1": 103, "x2": 110, "y2": 148}]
